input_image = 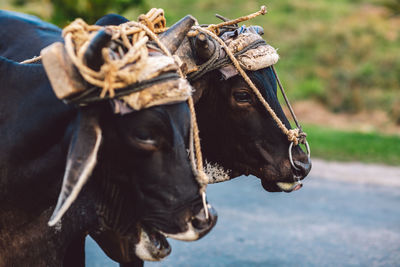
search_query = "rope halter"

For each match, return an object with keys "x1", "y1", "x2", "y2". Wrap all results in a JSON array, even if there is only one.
[{"x1": 187, "y1": 6, "x2": 310, "y2": 171}]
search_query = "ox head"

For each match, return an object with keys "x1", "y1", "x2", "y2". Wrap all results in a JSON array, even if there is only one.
[
  {"x1": 176, "y1": 26, "x2": 311, "y2": 192},
  {"x1": 43, "y1": 16, "x2": 216, "y2": 261}
]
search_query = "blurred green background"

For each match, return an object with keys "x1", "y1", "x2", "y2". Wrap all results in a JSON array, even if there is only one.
[{"x1": 2, "y1": 0, "x2": 400, "y2": 165}]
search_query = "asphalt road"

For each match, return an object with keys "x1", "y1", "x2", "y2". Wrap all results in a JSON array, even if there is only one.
[{"x1": 86, "y1": 160, "x2": 400, "y2": 267}]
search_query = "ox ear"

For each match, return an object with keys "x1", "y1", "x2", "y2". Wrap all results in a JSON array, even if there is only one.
[{"x1": 48, "y1": 108, "x2": 102, "y2": 226}]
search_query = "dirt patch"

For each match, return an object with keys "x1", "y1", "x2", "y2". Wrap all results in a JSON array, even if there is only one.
[{"x1": 286, "y1": 100, "x2": 400, "y2": 136}]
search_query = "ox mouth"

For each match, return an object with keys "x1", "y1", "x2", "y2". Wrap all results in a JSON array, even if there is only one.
[
  {"x1": 160, "y1": 204, "x2": 218, "y2": 241},
  {"x1": 90, "y1": 226, "x2": 171, "y2": 263},
  {"x1": 276, "y1": 181, "x2": 303, "y2": 192},
  {"x1": 261, "y1": 178, "x2": 303, "y2": 193},
  {"x1": 135, "y1": 226, "x2": 171, "y2": 261}
]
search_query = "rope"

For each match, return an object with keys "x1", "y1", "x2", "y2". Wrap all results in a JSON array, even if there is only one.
[
  {"x1": 207, "y1": 6, "x2": 267, "y2": 35},
  {"x1": 62, "y1": 18, "x2": 177, "y2": 99},
  {"x1": 188, "y1": 96, "x2": 208, "y2": 192},
  {"x1": 187, "y1": 38, "x2": 265, "y2": 81},
  {"x1": 189, "y1": 7, "x2": 307, "y2": 146},
  {"x1": 271, "y1": 65, "x2": 307, "y2": 144},
  {"x1": 138, "y1": 8, "x2": 168, "y2": 34},
  {"x1": 65, "y1": 73, "x2": 180, "y2": 105}
]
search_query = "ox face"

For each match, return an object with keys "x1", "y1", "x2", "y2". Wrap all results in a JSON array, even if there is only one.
[
  {"x1": 86, "y1": 103, "x2": 216, "y2": 261},
  {"x1": 41, "y1": 15, "x2": 217, "y2": 262},
  {"x1": 193, "y1": 67, "x2": 311, "y2": 192}
]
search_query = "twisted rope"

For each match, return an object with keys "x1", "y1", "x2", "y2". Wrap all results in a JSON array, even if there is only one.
[
  {"x1": 62, "y1": 18, "x2": 177, "y2": 98},
  {"x1": 189, "y1": 6, "x2": 307, "y2": 146},
  {"x1": 187, "y1": 38, "x2": 265, "y2": 81},
  {"x1": 207, "y1": 5, "x2": 267, "y2": 35},
  {"x1": 138, "y1": 8, "x2": 168, "y2": 34}
]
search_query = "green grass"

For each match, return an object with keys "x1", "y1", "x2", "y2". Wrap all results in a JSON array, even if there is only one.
[{"x1": 304, "y1": 124, "x2": 400, "y2": 166}]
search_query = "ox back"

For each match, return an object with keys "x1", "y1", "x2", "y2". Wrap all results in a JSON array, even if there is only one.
[
  {"x1": 0, "y1": 10, "x2": 62, "y2": 61},
  {"x1": 0, "y1": 56, "x2": 92, "y2": 265}
]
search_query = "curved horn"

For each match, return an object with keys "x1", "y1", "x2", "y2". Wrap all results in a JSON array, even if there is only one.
[
  {"x1": 84, "y1": 28, "x2": 113, "y2": 71},
  {"x1": 192, "y1": 32, "x2": 216, "y2": 63},
  {"x1": 158, "y1": 15, "x2": 197, "y2": 54},
  {"x1": 48, "y1": 109, "x2": 102, "y2": 226}
]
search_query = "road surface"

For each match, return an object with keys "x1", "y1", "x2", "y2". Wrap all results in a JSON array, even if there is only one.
[{"x1": 85, "y1": 159, "x2": 400, "y2": 266}]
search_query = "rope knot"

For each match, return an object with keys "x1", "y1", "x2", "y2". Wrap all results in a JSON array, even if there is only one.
[
  {"x1": 287, "y1": 129, "x2": 300, "y2": 145},
  {"x1": 138, "y1": 8, "x2": 168, "y2": 34},
  {"x1": 197, "y1": 170, "x2": 209, "y2": 194},
  {"x1": 138, "y1": 15, "x2": 155, "y2": 32},
  {"x1": 287, "y1": 128, "x2": 307, "y2": 146},
  {"x1": 207, "y1": 24, "x2": 220, "y2": 35},
  {"x1": 100, "y1": 60, "x2": 119, "y2": 98}
]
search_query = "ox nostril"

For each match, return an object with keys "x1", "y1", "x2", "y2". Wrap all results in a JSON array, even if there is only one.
[
  {"x1": 192, "y1": 205, "x2": 218, "y2": 230},
  {"x1": 192, "y1": 216, "x2": 208, "y2": 230},
  {"x1": 294, "y1": 159, "x2": 312, "y2": 176}
]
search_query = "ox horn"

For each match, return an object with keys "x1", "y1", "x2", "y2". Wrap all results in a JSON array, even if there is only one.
[
  {"x1": 83, "y1": 28, "x2": 113, "y2": 71},
  {"x1": 158, "y1": 15, "x2": 197, "y2": 54},
  {"x1": 192, "y1": 32, "x2": 216, "y2": 63},
  {"x1": 48, "y1": 109, "x2": 102, "y2": 226}
]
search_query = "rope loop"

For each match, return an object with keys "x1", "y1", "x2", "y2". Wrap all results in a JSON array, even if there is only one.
[
  {"x1": 207, "y1": 24, "x2": 220, "y2": 35},
  {"x1": 138, "y1": 8, "x2": 168, "y2": 34},
  {"x1": 287, "y1": 128, "x2": 306, "y2": 146}
]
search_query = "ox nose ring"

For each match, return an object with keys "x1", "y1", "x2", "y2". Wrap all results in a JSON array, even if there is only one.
[{"x1": 289, "y1": 140, "x2": 310, "y2": 171}]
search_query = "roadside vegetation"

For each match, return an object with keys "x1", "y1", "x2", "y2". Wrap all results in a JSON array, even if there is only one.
[
  {"x1": 3, "y1": 0, "x2": 399, "y2": 165},
  {"x1": 305, "y1": 124, "x2": 400, "y2": 166}
]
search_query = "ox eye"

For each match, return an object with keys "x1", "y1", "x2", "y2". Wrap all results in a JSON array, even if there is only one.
[
  {"x1": 135, "y1": 137, "x2": 156, "y2": 145},
  {"x1": 132, "y1": 132, "x2": 158, "y2": 152},
  {"x1": 233, "y1": 91, "x2": 252, "y2": 103},
  {"x1": 133, "y1": 137, "x2": 158, "y2": 152}
]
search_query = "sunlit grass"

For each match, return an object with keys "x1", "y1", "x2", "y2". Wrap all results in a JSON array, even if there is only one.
[{"x1": 304, "y1": 124, "x2": 400, "y2": 166}]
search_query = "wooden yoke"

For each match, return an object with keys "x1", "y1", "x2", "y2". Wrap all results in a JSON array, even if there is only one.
[{"x1": 40, "y1": 42, "x2": 86, "y2": 100}]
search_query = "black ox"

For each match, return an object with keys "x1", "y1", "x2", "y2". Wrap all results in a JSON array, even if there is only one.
[
  {"x1": 0, "y1": 13, "x2": 217, "y2": 266},
  {"x1": 0, "y1": 10, "x2": 312, "y2": 266},
  {"x1": 0, "y1": 11, "x2": 311, "y2": 193}
]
